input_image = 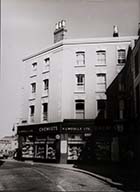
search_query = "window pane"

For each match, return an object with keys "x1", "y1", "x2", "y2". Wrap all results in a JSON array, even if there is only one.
[
  {"x1": 96, "y1": 50, "x2": 106, "y2": 65},
  {"x1": 76, "y1": 52, "x2": 85, "y2": 65},
  {"x1": 118, "y1": 49, "x2": 126, "y2": 64}
]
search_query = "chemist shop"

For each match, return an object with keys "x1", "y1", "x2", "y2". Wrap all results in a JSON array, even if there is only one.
[{"x1": 17, "y1": 120, "x2": 93, "y2": 163}]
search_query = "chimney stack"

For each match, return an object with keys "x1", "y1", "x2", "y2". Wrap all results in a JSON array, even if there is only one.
[
  {"x1": 54, "y1": 20, "x2": 67, "y2": 43},
  {"x1": 113, "y1": 25, "x2": 119, "y2": 37}
]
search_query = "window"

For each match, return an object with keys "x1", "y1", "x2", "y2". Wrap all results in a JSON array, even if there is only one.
[
  {"x1": 96, "y1": 73, "x2": 106, "y2": 92},
  {"x1": 76, "y1": 52, "x2": 85, "y2": 66},
  {"x1": 32, "y1": 62, "x2": 37, "y2": 71},
  {"x1": 29, "y1": 105, "x2": 35, "y2": 122},
  {"x1": 43, "y1": 79, "x2": 49, "y2": 90},
  {"x1": 135, "y1": 52, "x2": 139, "y2": 78},
  {"x1": 30, "y1": 105, "x2": 35, "y2": 116},
  {"x1": 31, "y1": 83, "x2": 36, "y2": 93},
  {"x1": 43, "y1": 58, "x2": 50, "y2": 72},
  {"x1": 42, "y1": 103, "x2": 48, "y2": 121},
  {"x1": 75, "y1": 100, "x2": 85, "y2": 119},
  {"x1": 96, "y1": 50, "x2": 106, "y2": 65},
  {"x1": 44, "y1": 58, "x2": 50, "y2": 65},
  {"x1": 76, "y1": 74, "x2": 85, "y2": 91},
  {"x1": 118, "y1": 49, "x2": 126, "y2": 64}
]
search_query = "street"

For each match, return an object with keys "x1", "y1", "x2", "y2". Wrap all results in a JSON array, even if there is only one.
[{"x1": 0, "y1": 160, "x2": 124, "y2": 192}]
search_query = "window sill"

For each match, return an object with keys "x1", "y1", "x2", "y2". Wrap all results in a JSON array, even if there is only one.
[
  {"x1": 74, "y1": 65, "x2": 85, "y2": 68},
  {"x1": 74, "y1": 91, "x2": 85, "y2": 94},
  {"x1": 42, "y1": 70, "x2": 49, "y2": 74},
  {"x1": 95, "y1": 64, "x2": 106, "y2": 67},
  {"x1": 30, "y1": 74, "x2": 37, "y2": 78}
]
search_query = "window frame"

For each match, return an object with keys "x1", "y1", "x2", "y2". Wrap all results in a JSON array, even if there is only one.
[
  {"x1": 96, "y1": 50, "x2": 106, "y2": 66},
  {"x1": 117, "y1": 49, "x2": 126, "y2": 65},
  {"x1": 96, "y1": 73, "x2": 106, "y2": 92},
  {"x1": 76, "y1": 51, "x2": 85, "y2": 66},
  {"x1": 31, "y1": 82, "x2": 36, "y2": 93}
]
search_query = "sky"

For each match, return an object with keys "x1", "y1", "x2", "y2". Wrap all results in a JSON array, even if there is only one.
[{"x1": 0, "y1": 0, "x2": 140, "y2": 138}]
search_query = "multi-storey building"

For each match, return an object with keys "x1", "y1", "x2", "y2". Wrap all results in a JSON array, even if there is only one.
[{"x1": 17, "y1": 21, "x2": 137, "y2": 163}]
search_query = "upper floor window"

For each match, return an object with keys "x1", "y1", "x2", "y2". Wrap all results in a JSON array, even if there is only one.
[
  {"x1": 32, "y1": 62, "x2": 37, "y2": 71},
  {"x1": 42, "y1": 103, "x2": 48, "y2": 121},
  {"x1": 31, "y1": 83, "x2": 36, "y2": 93},
  {"x1": 30, "y1": 105, "x2": 35, "y2": 116},
  {"x1": 75, "y1": 99, "x2": 85, "y2": 119},
  {"x1": 29, "y1": 105, "x2": 35, "y2": 123},
  {"x1": 118, "y1": 49, "x2": 126, "y2": 65},
  {"x1": 96, "y1": 50, "x2": 106, "y2": 65},
  {"x1": 44, "y1": 58, "x2": 50, "y2": 65},
  {"x1": 43, "y1": 79, "x2": 49, "y2": 90},
  {"x1": 96, "y1": 73, "x2": 106, "y2": 92},
  {"x1": 76, "y1": 74, "x2": 85, "y2": 92},
  {"x1": 76, "y1": 52, "x2": 85, "y2": 66}
]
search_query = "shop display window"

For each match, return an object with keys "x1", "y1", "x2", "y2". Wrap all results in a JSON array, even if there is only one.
[{"x1": 46, "y1": 143, "x2": 56, "y2": 159}]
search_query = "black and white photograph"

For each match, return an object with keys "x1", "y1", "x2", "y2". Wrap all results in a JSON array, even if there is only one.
[{"x1": 0, "y1": 0, "x2": 140, "y2": 191}]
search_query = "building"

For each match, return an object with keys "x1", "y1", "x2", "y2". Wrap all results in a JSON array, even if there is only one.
[
  {"x1": 106, "y1": 35, "x2": 140, "y2": 163},
  {"x1": 0, "y1": 136, "x2": 18, "y2": 158},
  {"x1": 17, "y1": 21, "x2": 138, "y2": 163}
]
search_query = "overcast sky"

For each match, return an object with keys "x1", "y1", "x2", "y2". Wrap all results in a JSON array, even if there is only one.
[{"x1": 0, "y1": 0, "x2": 140, "y2": 138}]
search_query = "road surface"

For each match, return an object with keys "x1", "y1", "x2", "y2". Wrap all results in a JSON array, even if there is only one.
[{"x1": 0, "y1": 160, "x2": 124, "y2": 191}]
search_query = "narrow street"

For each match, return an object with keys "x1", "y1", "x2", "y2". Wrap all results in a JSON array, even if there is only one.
[{"x1": 0, "y1": 160, "x2": 124, "y2": 192}]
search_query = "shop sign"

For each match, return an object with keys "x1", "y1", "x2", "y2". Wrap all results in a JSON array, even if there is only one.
[
  {"x1": 62, "y1": 127, "x2": 92, "y2": 132},
  {"x1": 38, "y1": 126, "x2": 58, "y2": 133}
]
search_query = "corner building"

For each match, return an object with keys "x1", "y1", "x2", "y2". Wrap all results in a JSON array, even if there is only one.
[{"x1": 18, "y1": 24, "x2": 137, "y2": 163}]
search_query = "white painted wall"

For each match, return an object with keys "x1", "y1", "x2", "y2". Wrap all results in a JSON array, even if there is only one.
[{"x1": 21, "y1": 36, "x2": 137, "y2": 124}]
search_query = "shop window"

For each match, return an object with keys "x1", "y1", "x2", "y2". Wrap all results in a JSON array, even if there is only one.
[
  {"x1": 75, "y1": 99, "x2": 85, "y2": 119},
  {"x1": 76, "y1": 74, "x2": 85, "y2": 92},
  {"x1": 135, "y1": 52, "x2": 139, "y2": 78},
  {"x1": 118, "y1": 49, "x2": 126, "y2": 65},
  {"x1": 31, "y1": 82, "x2": 36, "y2": 93},
  {"x1": 96, "y1": 50, "x2": 106, "y2": 65},
  {"x1": 76, "y1": 51, "x2": 85, "y2": 66},
  {"x1": 42, "y1": 103, "x2": 48, "y2": 121},
  {"x1": 43, "y1": 79, "x2": 49, "y2": 90},
  {"x1": 32, "y1": 62, "x2": 37, "y2": 71},
  {"x1": 96, "y1": 73, "x2": 106, "y2": 92}
]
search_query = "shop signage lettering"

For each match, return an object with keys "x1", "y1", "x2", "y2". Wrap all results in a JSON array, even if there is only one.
[
  {"x1": 39, "y1": 126, "x2": 58, "y2": 132},
  {"x1": 62, "y1": 127, "x2": 91, "y2": 132}
]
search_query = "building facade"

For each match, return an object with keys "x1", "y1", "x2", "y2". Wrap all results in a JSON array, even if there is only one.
[
  {"x1": 0, "y1": 136, "x2": 18, "y2": 158},
  {"x1": 17, "y1": 23, "x2": 137, "y2": 163},
  {"x1": 106, "y1": 36, "x2": 140, "y2": 163}
]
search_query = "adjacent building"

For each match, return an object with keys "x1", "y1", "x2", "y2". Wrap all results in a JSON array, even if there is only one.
[
  {"x1": 0, "y1": 136, "x2": 18, "y2": 158},
  {"x1": 106, "y1": 35, "x2": 140, "y2": 163},
  {"x1": 17, "y1": 21, "x2": 138, "y2": 163}
]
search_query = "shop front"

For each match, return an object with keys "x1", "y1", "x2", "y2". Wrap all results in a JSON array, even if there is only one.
[{"x1": 17, "y1": 120, "x2": 94, "y2": 163}]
